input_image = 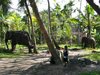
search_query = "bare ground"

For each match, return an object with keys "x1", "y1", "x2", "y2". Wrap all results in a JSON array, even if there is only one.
[{"x1": 0, "y1": 50, "x2": 100, "y2": 75}]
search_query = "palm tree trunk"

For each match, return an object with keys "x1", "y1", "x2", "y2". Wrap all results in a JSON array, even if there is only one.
[
  {"x1": 24, "y1": 11, "x2": 31, "y2": 36},
  {"x1": 24, "y1": 0, "x2": 38, "y2": 53},
  {"x1": 47, "y1": 0, "x2": 52, "y2": 37},
  {"x1": 52, "y1": 36, "x2": 60, "y2": 50},
  {"x1": 28, "y1": 0, "x2": 62, "y2": 64},
  {"x1": 47, "y1": 0, "x2": 60, "y2": 49},
  {"x1": 78, "y1": 0, "x2": 82, "y2": 44}
]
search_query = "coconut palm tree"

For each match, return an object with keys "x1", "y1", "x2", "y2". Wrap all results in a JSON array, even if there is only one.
[
  {"x1": 47, "y1": 0, "x2": 52, "y2": 36},
  {"x1": 28, "y1": 0, "x2": 62, "y2": 64}
]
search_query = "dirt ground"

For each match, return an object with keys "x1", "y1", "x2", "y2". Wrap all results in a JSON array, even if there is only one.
[{"x1": 0, "y1": 50, "x2": 100, "y2": 75}]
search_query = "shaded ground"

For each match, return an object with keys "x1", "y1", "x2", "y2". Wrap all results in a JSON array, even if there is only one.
[{"x1": 0, "y1": 50, "x2": 100, "y2": 75}]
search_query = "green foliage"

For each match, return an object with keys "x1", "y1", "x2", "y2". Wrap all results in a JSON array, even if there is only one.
[
  {"x1": 18, "y1": 0, "x2": 25, "y2": 7},
  {"x1": 79, "y1": 71, "x2": 100, "y2": 75},
  {"x1": 90, "y1": 53, "x2": 100, "y2": 61},
  {"x1": 0, "y1": 11, "x2": 29, "y2": 45},
  {"x1": 39, "y1": 1, "x2": 74, "y2": 44},
  {"x1": 7, "y1": 12, "x2": 27, "y2": 31},
  {"x1": 85, "y1": 4, "x2": 94, "y2": 15},
  {"x1": 0, "y1": 14, "x2": 8, "y2": 43},
  {"x1": 0, "y1": 44, "x2": 48, "y2": 58},
  {"x1": 0, "y1": 0, "x2": 11, "y2": 15},
  {"x1": 93, "y1": 16, "x2": 100, "y2": 46},
  {"x1": 0, "y1": 53, "x2": 23, "y2": 58},
  {"x1": 0, "y1": 48, "x2": 25, "y2": 58},
  {"x1": 85, "y1": 52, "x2": 100, "y2": 61},
  {"x1": 0, "y1": 0, "x2": 99, "y2": 46},
  {"x1": 37, "y1": 44, "x2": 48, "y2": 51},
  {"x1": 77, "y1": 4, "x2": 95, "y2": 32},
  {"x1": 68, "y1": 18, "x2": 80, "y2": 24},
  {"x1": 63, "y1": 23, "x2": 72, "y2": 38},
  {"x1": 95, "y1": 33, "x2": 100, "y2": 46}
]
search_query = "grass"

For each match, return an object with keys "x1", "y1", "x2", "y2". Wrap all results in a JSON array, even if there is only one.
[
  {"x1": 0, "y1": 43, "x2": 100, "y2": 59},
  {"x1": 58, "y1": 44, "x2": 82, "y2": 50},
  {"x1": 0, "y1": 44, "x2": 48, "y2": 58},
  {"x1": 0, "y1": 48, "x2": 25, "y2": 58},
  {"x1": 0, "y1": 44, "x2": 100, "y2": 75},
  {"x1": 84, "y1": 53, "x2": 100, "y2": 61},
  {"x1": 79, "y1": 71, "x2": 100, "y2": 75},
  {"x1": 0, "y1": 44, "x2": 49, "y2": 58},
  {"x1": 37, "y1": 44, "x2": 48, "y2": 51},
  {"x1": 81, "y1": 48, "x2": 100, "y2": 61},
  {"x1": 0, "y1": 43, "x2": 28, "y2": 58},
  {"x1": 78, "y1": 49, "x2": 100, "y2": 75},
  {"x1": 0, "y1": 53, "x2": 24, "y2": 58}
]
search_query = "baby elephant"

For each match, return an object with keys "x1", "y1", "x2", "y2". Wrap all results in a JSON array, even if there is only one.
[
  {"x1": 81, "y1": 37, "x2": 96, "y2": 49},
  {"x1": 5, "y1": 31, "x2": 34, "y2": 53}
]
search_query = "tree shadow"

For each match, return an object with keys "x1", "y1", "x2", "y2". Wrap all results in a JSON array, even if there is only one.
[
  {"x1": 19, "y1": 51, "x2": 100, "y2": 75},
  {"x1": 21, "y1": 62, "x2": 66, "y2": 75},
  {"x1": 0, "y1": 48, "x2": 12, "y2": 53},
  {"x1": 69, "y1": 48, "x2": 82, "y2": 51},
  {"x1": 0, "y1": 49, "x2": 100, "y2": 75},
  {"x1": 20, "y1": 56, "x2": 100, "y2": 75}
]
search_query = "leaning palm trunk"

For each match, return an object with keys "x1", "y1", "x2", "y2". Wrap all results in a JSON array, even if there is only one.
[
  {"x1": 24, "y1": 0, "x2": 38, "y2": 53},
  {"x1": 52, "y1": 36, "x2": 61, "y2": 50},
  {"x1": 28, "y1": 0, "x2": 62, "y2": 64},
  {"x1": 47, "y1": 0, "x2": 52, "y2": 37}
]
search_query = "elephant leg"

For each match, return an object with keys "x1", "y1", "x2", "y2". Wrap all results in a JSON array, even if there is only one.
[
  {"x1": 90, "y1": 39, "x2": 96, "y2": 49},
  {"x1": 82, "y1": 41, "x2": 86, "y2": 49},
  {"x1": 92, "y1": 42, "x2": 95, "y2": 49},
  {"x1": 11, "y1": 41, "x2": 16, "y2": 52},
  {"x1": 84, "y1": 43, "x2": 86, "y2": 48},
  {"x1": 5, "y1": 39, "x2": 9, "y2": 50},
  {"x1": 81, "y1": 37, "x2": 88, "y2": 48},
  {"x1": 82, "y1": 43, "x2": 85, "y2": 48},
  {"x1": 83, "y1": 42, "x2": 87, "y2": 48},
  {"x1": 6, "y1": 42, "x2": 9, "y2": 50},
  {"x1": 28, "y1": 46, "x2": 32, "y2": 53},
  {"x1": 90, "y1": 42, "x2": 93, "y2": 48}
]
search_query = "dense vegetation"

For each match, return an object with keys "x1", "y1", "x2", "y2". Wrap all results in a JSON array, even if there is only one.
[
  {"x1": 0, "y1": 1, "x2": 100, "y2": 46},
  {"x1": 0, "y1": 0, "x2": 100, "y2": 74}
]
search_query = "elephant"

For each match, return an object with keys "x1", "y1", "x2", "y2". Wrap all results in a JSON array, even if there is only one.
[
  {"x1": 5, "y1": 31, "x2": 34, "y2": 53},
  {"x1": 81, "y1": 37, "x2": 96, "y2": 49}
]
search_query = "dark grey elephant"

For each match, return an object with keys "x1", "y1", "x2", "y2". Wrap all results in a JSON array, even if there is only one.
[
  {"x1": 5, "y1": 31, "x2": 34, "y2": 53},
  {"x1": 81, "y1": 37, "x2": 96, "y2": 49}
]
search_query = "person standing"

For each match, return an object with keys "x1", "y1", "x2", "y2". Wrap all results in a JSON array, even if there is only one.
[{"x1": 63, "y1": 45, "x2": 69, "y2": 67}]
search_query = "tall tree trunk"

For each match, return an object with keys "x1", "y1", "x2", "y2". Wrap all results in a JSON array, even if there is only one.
[
  {"x1": 52, "y1": 36, "x2": 60, "y2": 50},
  {"x1": 78, "y1": 0, "x2": 82, "y2": 44},
  {"x1": 47, "y1": 0, "x2": 60, "y2": 49},
  {"x1": 86, "y1": 0, "x2": 100, "y2": 15},
  {"x1": 47, "y1": 0, "x2": 52, "y2": 37},
  {"x1": 87, "y1": 11, "x2": 91, "y2": 37},
  {"x1": 24, "y1": 0, "x2": 38, "y2": 53},
  {"x1": 28, "y1": 0, "x2": 62, "y2": 64},
  {"x1": 24, "y1": 10, "x2": 31, "y2": 36}
]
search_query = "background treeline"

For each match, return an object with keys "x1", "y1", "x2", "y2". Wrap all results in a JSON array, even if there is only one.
[{"x1": 0, "y1": 1, "x2": 100, "y2": 47}]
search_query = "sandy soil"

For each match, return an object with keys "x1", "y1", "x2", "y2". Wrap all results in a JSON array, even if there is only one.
[{"x1": 0, "y1": 50, "x2": 100, "y2": 75}]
